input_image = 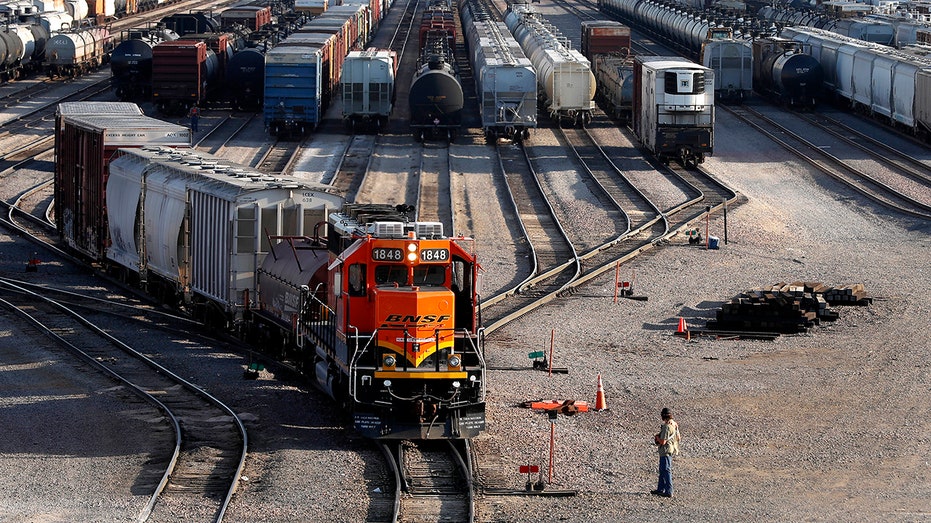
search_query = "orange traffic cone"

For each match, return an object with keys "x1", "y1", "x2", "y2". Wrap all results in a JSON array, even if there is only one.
[
  {"x1": 676, "y1": 317, "x2": 687, "y2": 335},
  {"x1": 594, "y1": 374, "x2": 607, "y2": 411}
]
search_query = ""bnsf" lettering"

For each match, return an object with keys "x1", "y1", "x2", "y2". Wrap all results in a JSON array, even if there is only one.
[{"x1": 384, "y1": 314, "x2": 451, "y2": 323}]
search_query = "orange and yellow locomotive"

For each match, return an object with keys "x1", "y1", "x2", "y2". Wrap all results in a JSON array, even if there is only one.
[{"x1": 251, "y1": 204, "x2": 486, "y2": 439}]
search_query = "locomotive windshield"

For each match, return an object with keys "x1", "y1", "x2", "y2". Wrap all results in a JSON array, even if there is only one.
[{"x1": 374, "y1": 264, "x2": 447, "y2": 286}]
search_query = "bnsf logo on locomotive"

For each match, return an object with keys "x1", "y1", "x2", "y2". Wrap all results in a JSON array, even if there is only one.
[{"x1": 383, "y1": 314, "x2": 451, "y2": 325}]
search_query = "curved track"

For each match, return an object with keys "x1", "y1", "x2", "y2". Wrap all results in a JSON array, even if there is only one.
[
  {"x1": 0, "y1": 278, "x2": 248, "y2": 522},
  {"x1": 725, "y1": 103, "x2": 931, "y2": 220}
]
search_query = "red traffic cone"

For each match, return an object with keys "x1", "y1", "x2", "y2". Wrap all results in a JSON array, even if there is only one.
[
  {"x1": 676, "y1": 317, "x2": 687, "y2": 335},
  {"x1": 594, "y1": 374, "x2": 607, "y2": 411}
]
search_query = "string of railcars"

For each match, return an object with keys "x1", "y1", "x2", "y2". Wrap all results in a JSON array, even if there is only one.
[
  {"x1": 755, "y1": 4, "x2": 931, "y2": 49},
  {"x1": 54, "y1": 101, "x2": 487, "y2": 440},
  {"x1": 408, "y1": 0, "x2": 463, "y2": 142},
  {"x1": 504, "y1": 2, "x2": 596, "y2": 127},
  {"x1": 581, "y1": 19, "x2": 636, "y2": 119},
  {"x1": 0, "y1": 0, "x2": 187, "y2": 83},
  {"x1": 264, "y1": 2, "x2": 378, "y2": 136},
  {"x1": 781, "y1": 25, "x2": 931, "y2": 139},
  {"x1": 598, "y1": 0, "x2": 824, "y2": 107},
  {"x1": 126, "y1": 4, "x2": 297, "y2": 112},
  {"x1": 458, "y1": 0, "x2": 536, "y2": 141}
]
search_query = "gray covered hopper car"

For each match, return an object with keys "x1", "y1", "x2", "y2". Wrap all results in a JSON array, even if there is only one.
[{"x1": 104, "y1": 147, "x2": 344, "y2": 323}]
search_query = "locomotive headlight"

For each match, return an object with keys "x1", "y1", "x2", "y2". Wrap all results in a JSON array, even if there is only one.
[
  {"x1": 407, "y1": 252, "x2": 417, "y2": 262},
  {"x1": 469, "y1": 375, "x2": 477, "y2": 382},
  {"x1": 383, "y1": 355, "x2": 396, "y2": 368},
  {"x1": 452, "y1": 381, "x2": 461, "y2": 389},
  {"x1": 383, "y1": 379, "x2": 392, "y2": 388},
  {"x1": 407, "y1": 242, "x2": 417, "y2": 252},
  {"x1": 448, "y1": 355, "x2": 461, "y2": 368}
]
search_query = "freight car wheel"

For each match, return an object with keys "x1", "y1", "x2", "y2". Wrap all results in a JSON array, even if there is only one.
[{"x1": 522, "y1": 128, "x2": 530, "y2": 140}]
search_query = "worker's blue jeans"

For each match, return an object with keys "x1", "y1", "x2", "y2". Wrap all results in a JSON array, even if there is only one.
[{"x1": 657, "y1": 455, "x2": 673, "y2": 495}]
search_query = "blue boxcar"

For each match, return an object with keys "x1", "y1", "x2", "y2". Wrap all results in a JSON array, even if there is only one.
[{"x1": 264, "y1": 44, "x2": 323, "y2": 136}]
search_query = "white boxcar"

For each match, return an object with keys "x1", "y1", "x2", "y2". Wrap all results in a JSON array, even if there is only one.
[
  {"x1": 340, "y1": 49, "x2": 396, "y2": 130},
  {"x1": 105, "y1": 147, "x2": 344, "y2": 318},
  {"x1": 633, "y1": 56, "x2": 714, "y2": 167}
]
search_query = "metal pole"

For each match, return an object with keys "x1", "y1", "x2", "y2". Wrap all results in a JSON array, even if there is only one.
[
  {"x1": 705, "y1": 206, "x2": 711, "y2": 250},
  {"x1": 548, "y1": 329, "x2": 555, "y2": 376},
  {"x1": 613, "y1": 262, "x2": 619, "y2": 303},
  {"x1": 548, "y1": 419, "x2": 555, "y2": 484},
  {"x1": 724, "y1": 203, "x2": 728, "y2": 245}
]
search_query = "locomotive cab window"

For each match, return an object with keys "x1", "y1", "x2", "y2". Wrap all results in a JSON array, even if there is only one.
[
  {"x1": 413, "y1": 265, "x2": 446, "y2": 286},
  {"x1": 348, "y1": 263, "x2": 366, "y2": 296},
  {"x1": 375, "y1": 265, "x2": 407, "y2": 286}
]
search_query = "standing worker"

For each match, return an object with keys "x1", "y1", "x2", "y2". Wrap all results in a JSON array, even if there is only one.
[
  {"x1": 651, "y1": 407, "x2": 681, "y2": 498},
  {"x1": 189, "y1": 105, "x2": 200, "y2": 133}
]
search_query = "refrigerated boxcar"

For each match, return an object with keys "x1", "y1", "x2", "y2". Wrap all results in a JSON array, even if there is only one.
[
  {"x1": 633, "y1": 56, "x2": 714, "y2": 167},
  {"x1": 54, "y1": 102, "x2": 192, "y2": 262}
]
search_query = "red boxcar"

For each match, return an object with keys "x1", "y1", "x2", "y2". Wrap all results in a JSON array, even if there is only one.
[
  {"x1": 580, "y1": 20, "x2": 632, "y2": 62},
  {"x1": 151, "y1": 40, "x2": 219, "y2": 114},
  {"x1": 219, "y1": 6, "x2": 273, "y2": 31}
]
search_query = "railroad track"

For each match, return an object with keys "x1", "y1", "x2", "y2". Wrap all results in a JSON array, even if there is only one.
[
  {"x1": 255, "y1": 138, "x2": 304, "y2": 175},
  {"x1": 329, "y1": 133, "x2": 377, "y2": 201},
  {"x1": 374, "y1": 440, "x2": 475, "y2": 523},
  {"x1": 724, "y1": 103, "x2": 931, "y2": 220},
  {"x1": 800, "y1": 111, "x2": 931, "y2": 187},
  {"x1": 481, "y1": 114, "x2": 737, "y2": 332},
  {"x1": 416, "y1": 142, "x2": 454, "y2": 232},
  {"x1": 0, "y1": 278, "x2": 248, "y2": 523}
]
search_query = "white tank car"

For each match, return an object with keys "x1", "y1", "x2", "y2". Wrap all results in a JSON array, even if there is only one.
[
  {"x1": 44, "y1": 25, "x2": 111, "y2": 78},
  {"x1": 105, "y1": 147, "x2": 344, "y2": 321},
  {"x1": 505, "y1": 3, "x2": 595, "y2": 126},
  {"x1": 459, "y1": 0, "x2": 536, "y2": 140}
]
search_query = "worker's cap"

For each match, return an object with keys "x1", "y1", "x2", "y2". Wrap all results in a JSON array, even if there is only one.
[{"x1": 661, "y1": 408, "x2": 672, "y2": 419}]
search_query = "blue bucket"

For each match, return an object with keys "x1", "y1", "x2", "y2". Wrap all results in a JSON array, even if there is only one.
[{"x1": 708, "y1": 236, "x2": 720, "y2": 249}]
